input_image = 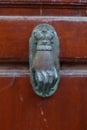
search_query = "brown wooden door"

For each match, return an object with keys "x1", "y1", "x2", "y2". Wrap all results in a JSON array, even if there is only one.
[{"x1": 0, "y1": 0, "x2": 87, "y2": 130}]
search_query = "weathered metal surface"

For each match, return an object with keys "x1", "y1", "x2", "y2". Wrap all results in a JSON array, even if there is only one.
[{"x1": 29, "y1": 24, "x2": 60, "y2": 97}]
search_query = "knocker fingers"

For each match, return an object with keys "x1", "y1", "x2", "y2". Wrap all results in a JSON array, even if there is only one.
[{"x1": 34, "y1": 68, "x2": 58, "y2": 93}]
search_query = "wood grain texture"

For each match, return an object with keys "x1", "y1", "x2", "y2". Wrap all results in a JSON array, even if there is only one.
[
  {"x1": 0, "y1": 0, "x2": 87, "y2": 5},
  {"x1": 0, "y1": 75, "x2": 87, "y2": 130},
  {"x1": 0, "y1": 1, "x2": 86, "y2": 130},
  {"x1": 0, "y1": 16, "x2": 86, "y2": 62},
  {"x1": 0, "y1": 7, "x2": 87, "y2": 16}
]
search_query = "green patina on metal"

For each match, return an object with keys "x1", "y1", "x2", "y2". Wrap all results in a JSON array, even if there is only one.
[{"x1": 29, "y1": 24, "x2": 60, "y2": 97}]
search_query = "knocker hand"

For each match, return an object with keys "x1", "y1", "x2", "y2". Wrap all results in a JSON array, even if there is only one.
[
  {"x1": 29, "y1": 24, "x2": 60, "y2": 97},
  {"x1": 31, "y1": 67, "x2": 58, "y2": 97}
]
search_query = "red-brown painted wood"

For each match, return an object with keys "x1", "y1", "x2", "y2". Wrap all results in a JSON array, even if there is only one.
[
  {"x1": 0, "y1": 1, "x2": 87, "y2": 130},
  {"x1": 0, "y1": 75, "x2": 87, "y2": 130},
  {"x1": 0, "y1": 0, "x2": 86, "y2": 4},
  {"x1": 0, "y1": 7, "x2": 87, "y2": 16},
  {"x1": 0, "y1": 16, "x2": 86, "y2": 62}
]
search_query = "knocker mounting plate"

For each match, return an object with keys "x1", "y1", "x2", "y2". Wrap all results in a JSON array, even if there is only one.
[{"x1": 29, "y1": 24, "x2": 60, "y2": 97}]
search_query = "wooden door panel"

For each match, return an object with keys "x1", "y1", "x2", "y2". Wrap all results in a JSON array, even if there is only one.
[
  {"x1": 0, "y1": 1, "x2": 86, "y2": 130},
  {"x1": 0, "y1": 8, "x2": 87, "y2": 16},
  {"x1": 0, "y1": 0, "x2": 86, "y2": 4},
  {"x1": 0, "y1": 16, "x2": 87, "y2": 62},
  {"x1": 0, "y1": 75, "x2": 87, "y2": 130}
]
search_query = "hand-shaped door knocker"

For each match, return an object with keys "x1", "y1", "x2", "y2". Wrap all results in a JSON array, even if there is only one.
[{"x1": 29, "y1": 24, "x2": 60, "y2": 97}]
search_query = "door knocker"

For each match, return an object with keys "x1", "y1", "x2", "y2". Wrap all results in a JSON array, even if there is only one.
[{"x1": 29, "y1": 24, "x2": 60, "y2": 97}]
